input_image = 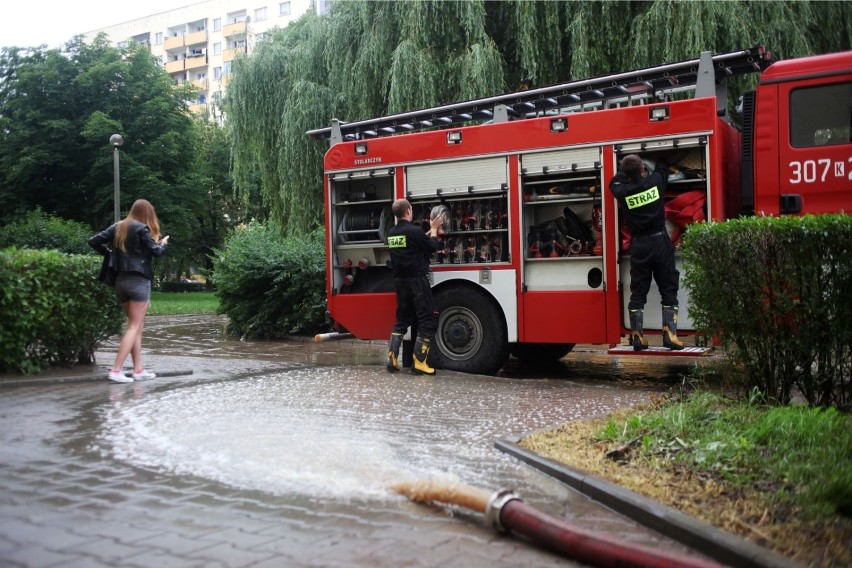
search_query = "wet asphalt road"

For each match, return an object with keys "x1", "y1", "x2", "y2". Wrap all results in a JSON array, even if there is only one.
[{"x1": 0, "y1": 315, "x2": 709, "y2": 567}]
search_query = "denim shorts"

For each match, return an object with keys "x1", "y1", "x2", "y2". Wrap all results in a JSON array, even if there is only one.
[{"x1": 114, "y1": 272, "x2": 151, "y2": 303}]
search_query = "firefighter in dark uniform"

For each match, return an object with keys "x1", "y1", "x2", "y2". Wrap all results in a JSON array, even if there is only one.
[
  {"x1": 386, "y1": 198, "x2": 443, "y2": 374},
  {"x1": 609, "y1": 154, "x2": 684, "y2": 350}
]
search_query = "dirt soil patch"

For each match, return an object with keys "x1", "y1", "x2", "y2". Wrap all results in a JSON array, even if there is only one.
[{"x1": 520, "y1": 407, "x2": 852, "y2": 568}]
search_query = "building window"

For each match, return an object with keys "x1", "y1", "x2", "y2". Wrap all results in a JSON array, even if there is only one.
[
  {"x1": 316, "y1": 0, "x2": 331, "y2": 16},
  {"x1": 279, "y1": 2, "x2": 291, "y2": 16},
  {"x1": 213, "y1": 42, "x2": 221, "y2": 55},
  {"x1": 213, "y1": 67, "x2": 222, "y2": 79},
  {"x1": 255, "y1": 7, "x2": 268, "y2": 21},
  {"x1": 223, "y1": 61, "x2": 232, "y2": 74},
  {"x1": 154, "y1": 32, "x2": 163, "y2": 45},
  {"x1": 213, "y1": 18, "x2": 221, "y2": 31}
]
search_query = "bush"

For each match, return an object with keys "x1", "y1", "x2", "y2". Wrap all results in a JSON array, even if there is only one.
[
  {"x1": 211, "y1": 223, "x2": 328, "y2": 338},
  {"x1": 682, "y1": 214, "x2": 851, "y2": 408},
  {"x1": 0, "y1": 209, "x2": 95, "y2": 255},
  {"x1": 159, "y1": 281, "x2": 206, "y2": 292},
  {"x1": 0, "y1": 248, "x2": 124, "y2": 374}
]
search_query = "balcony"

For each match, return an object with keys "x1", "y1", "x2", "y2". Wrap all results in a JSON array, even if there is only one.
[
  {"x1": 191, "y1": 78, "x2": 209, "y2": 91},
  {"x1": 188, "y1": 102, "x2": 208, "y2": 114},
  {"x1": 223, "y1": 21, "x2": 247, "y2": 37},
  {"x1": 223, "y1": 48, "x2": 244, "y2": 62},
  {"x1": 185, "y1": 30, "x2": 208, "y2": 46},
  {"x1": 164, "y1": 35, "x2": 185, "y2": 51},
  {"x1": 164, "y1": 59, "x2": 185, "y2": 73},
  {"x1": 185, "y1": 54, "x2": 208, "y2": 70}
]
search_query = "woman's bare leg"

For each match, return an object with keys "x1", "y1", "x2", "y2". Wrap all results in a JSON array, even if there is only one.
[
  {"x1": 130, "y1": 302, "x2": 148, "y2": 372},
  {"x1": 111, "y1": 300, "x2": 150, "y2": 373}
]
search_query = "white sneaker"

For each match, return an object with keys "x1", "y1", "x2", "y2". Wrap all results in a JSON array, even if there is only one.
[
  {"x1": 108, "y1": 370, "x2": 133, "y2": 383},
  {"x1": 132, "y1": 369, "x2": 156, "y2": 380}
]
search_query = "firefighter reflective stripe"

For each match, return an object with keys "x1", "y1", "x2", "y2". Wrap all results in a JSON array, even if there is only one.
[
  {"x1": 388, "y1": 235, "x2": 407, "y2": 248},
  {"x1": 625, "y1": 186, "x2": 660, "y2": 209}
]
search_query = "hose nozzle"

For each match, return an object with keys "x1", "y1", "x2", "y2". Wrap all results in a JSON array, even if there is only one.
[{"x1": 484, "y1": 488, "x2": 522, "y2": 533}]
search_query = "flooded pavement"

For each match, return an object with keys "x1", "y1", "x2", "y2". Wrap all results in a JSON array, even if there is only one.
[
  {"x1": 0, "y1": 315, "x2": 712, "y2": 567},
  {"x1": 139, "y1": 314, "x2": 698, "y2": 387}
]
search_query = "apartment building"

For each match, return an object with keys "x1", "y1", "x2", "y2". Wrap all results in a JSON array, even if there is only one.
[{"x1": 85, "y1": 0, "x2": 329, "y2": 118}]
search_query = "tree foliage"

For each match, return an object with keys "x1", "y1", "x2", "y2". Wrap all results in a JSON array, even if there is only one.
[
  {"x1": 0, "y1": 37, "x2": 195, "y2": 229},
  {"x1": 0, "y1": 36, "x2": 237, "y2": 279},
  {"x1": 225, "y1": 0, "x2": 851, "y2": 236}
]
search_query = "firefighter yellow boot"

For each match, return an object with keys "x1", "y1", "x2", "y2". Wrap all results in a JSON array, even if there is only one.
[
  {"x1": 629, "y1": 309, "x2": 649, "y2": 351},
  {"x1": 411, "y1": 338, "x2": 436, "y2": 376},
  {"x1": 662, "y1": 305, "x2": 684, "y2": 350},
  {"x1": 387, "y1": 333, "x2": 403, "y2": 373}
]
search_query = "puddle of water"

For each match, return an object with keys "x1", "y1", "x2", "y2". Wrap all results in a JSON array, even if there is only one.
[{"x1": 94, "y1": 366, "x2": 653, "y2": 503}]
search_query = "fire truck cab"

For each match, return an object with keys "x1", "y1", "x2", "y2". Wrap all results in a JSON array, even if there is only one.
[{"x1": 309, "y1": 46, "x2": 852, "y2": 375}]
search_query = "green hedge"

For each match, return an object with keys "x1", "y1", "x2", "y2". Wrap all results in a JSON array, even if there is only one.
[
  {"x1": 211, "y1": 223, "x2": 328, "y2": 338},
  {"x1": 0, "y1": 209, "x2": 95, "y2": 255},
  {"x1": 682, "y1": 214, "x2": 851, "y2": 408},
  {"x1": 0, "y1": 248, "x2": 124, "y2": 374}
]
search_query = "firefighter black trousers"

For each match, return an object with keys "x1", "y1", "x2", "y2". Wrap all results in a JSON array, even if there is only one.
[
  {"x1": 628, "y1": 231, "x2": 679, "y2": 310},
  {"x1": 392, "y1": 275, "x2": 438, "y2": 341}
]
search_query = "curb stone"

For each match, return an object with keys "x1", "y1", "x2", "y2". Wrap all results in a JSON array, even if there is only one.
[
  {"x1": 495, "y1": 437, "x2": 803, "y2": 568},
  {"x1": 0, "y1": 369, "x2": 194, "y2": 388}
]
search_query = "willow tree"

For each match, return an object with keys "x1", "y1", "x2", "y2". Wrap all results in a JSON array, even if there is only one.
[
  {"x1": 228, "y1": 1, "x2": 506, "y2": 234},
  {"x1": 226, "y1": 14, "x2": 333, "y2": 235},
  {"x1": 225, "y1": 0, "x2": 851, "y2": 237},
  {"x1": 326, "y1": 0, "x2": 402, "y2": 119}
]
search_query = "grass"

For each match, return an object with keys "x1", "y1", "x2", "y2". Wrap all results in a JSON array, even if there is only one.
[
  {"x1": 600, "y1": 391, "x2": 851, "y2": 517},
  {"x1": 521, "y1": 390, "x2": 852, "y2": 566},
  {"x1": 149, "y1": 291, "x2": 219, "y2": 315}
]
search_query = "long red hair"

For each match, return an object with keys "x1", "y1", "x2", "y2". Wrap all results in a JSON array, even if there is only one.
[{"x1": 114, "y1": 199, "x2": 161, "y2": 251}]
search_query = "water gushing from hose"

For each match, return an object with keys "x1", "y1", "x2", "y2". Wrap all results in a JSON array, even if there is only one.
[{"x1": 393, "y1": 479, "x2": 724, "y2": 568}]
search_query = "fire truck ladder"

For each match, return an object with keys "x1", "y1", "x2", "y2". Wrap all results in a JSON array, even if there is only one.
[{"x1": 308, "y1": 45, "x2": 773, "y2": 145}]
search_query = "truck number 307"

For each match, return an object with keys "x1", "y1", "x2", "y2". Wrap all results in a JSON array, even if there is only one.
[{"x1": 788, "y1": 158, "x2": 852, "y2": 183}]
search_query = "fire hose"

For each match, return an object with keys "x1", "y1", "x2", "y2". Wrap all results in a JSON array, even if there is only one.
[
  {"x1": 313, "y1": 332, "x2": 354, "y2": 342},
  {"x1": 393, "y1": 480, "x2": 723, "y2": 568},
  {"x1": 665, "y1": 190, "x2": 706, "y2": 245}
]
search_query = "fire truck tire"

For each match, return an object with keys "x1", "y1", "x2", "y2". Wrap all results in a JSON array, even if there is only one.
[
  {"x1": 431, "y1": 286, "x2": 508, "y2": 375},
  {"x1": 510, "y1": 343, "x2": 575, "y2": 362}
]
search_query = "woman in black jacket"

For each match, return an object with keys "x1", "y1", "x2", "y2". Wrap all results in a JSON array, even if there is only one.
[{"x1": 89, "y1": 199, "x2": 169, "y2": 383}]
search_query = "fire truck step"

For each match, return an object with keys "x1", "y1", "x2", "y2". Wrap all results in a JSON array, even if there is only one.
[{"x1": 607, "y1": 345, "x2": 710, "y2": 357}]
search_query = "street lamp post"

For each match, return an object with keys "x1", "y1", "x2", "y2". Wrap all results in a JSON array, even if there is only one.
[{"x1": 110, "y1": 134, "x2": 124, "y2": 223}]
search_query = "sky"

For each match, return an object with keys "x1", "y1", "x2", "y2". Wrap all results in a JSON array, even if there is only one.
[{"x1": 0, "y1": 1, "x2": 197, "y2": 49}]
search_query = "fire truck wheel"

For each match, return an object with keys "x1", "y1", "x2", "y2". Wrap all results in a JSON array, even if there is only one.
[
  {"x1": 510, "y1": 343, "x2": 575, "y2": 363},
  {"x1": 431, "y1": 286, "x2": 508, "y2": 375}
]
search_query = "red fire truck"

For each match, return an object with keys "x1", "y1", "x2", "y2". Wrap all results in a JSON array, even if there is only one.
[{"x1": 308, "y1": 46, "x2": 852, "y2": 375}]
